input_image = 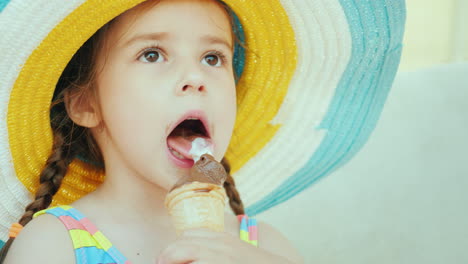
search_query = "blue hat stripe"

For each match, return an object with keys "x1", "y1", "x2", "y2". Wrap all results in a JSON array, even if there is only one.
[
  {"x1": 246, "y1": 0, "x2": 406, "y2": 216},
  {"x1": 0, "y1": 0, "x2": 11, "y2": 12},
  {"x1": 231, "y1": 9, "x2": 246, "y2": 82}
]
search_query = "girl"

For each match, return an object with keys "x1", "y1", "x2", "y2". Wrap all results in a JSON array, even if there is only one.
[
  {"x1": 1, "y1": 0, "x2": 302, "y2": 263},
  {"x1": 0, "y1": 0, "x2": 406, "y2": 263}
]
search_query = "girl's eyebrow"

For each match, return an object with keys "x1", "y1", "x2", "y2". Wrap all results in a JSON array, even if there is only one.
[
  {"x1": 201, "y1": 35, "x2": 233, "y2": 51},
  {"x1": 122, "y1": 32, "x2": 232, "y2": 51},
  {"x1": 122, "y1": 32, "x2": 170, "y2": 48}
]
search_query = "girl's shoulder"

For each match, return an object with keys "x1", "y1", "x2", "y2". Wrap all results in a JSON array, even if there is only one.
[{"x1": 3, "y1": 212, "x2": 75, "y2": 264}]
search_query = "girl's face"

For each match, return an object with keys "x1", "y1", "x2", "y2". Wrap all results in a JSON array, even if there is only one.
[{"x1": 90, "y1": 0, "x2": 236, "y2": 190}]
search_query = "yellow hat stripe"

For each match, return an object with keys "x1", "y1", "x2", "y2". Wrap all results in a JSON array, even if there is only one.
[
  {"x1": 8, "y1": 0, "x2": 296, "y2": 205},
  {"x1": 223, "y1": 0, "x2": 297, "y2": 173},
  {"x1": 8, "y1": 0, "x2": 146, "y2": 205}
]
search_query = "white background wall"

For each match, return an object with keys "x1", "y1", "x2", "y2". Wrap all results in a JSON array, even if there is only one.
[
  {"x1": 258, "y1": 63, "x2": 468, "y2": 263},
  {"x1": 400, "y1": 0, "x2": 468, "y2": 71},
  {"x1": 257, "y1": 1, "x2": 468, "y2": 263}
]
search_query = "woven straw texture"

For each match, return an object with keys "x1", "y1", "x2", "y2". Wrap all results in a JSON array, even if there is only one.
[{"x1": 0, "y1": 0, "x2": 406, "y2": 244}]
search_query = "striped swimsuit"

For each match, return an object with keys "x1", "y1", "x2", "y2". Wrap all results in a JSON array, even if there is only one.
[{"x1": 33, "y1": 205, "x2": 258, "y2": 264}]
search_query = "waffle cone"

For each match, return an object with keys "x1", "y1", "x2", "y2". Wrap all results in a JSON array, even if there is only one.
[{"x1": 164, "y1": 181, "x2": 227, "y2": 235}]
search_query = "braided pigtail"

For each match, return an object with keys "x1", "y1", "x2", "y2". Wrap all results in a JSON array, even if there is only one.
[
  {"x1": 221, "y1": 158, "x2": 245, "y2": 215},
  {"x1": 0, "y1": 129, "x2": 75, "y2": 262},
  {"x1": 21, "y1": 131, "x2": 76, "y2": 225}
]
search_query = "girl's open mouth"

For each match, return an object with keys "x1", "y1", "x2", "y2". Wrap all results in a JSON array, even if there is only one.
[{"x1": 166, "y1": 114, "x2": 212, "y2": 168}]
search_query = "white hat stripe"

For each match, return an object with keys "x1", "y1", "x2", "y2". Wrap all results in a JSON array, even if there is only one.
[{"x1": 0, "y1": 0, "x2": 85, "y2": 241}]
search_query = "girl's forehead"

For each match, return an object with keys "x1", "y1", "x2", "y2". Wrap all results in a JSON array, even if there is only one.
[{"x1": 110, "y1": 0, "x2": 232, "y2": 44}]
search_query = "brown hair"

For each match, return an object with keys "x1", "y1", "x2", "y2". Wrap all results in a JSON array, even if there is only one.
[{"x1": 0, "y1": 0, "x2": 244, "y2": 261}]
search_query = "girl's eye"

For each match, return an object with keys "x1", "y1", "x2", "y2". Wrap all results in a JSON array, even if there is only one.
[
  {"x1": 138, "y1": 50, "x2": 164, "y2": 63},
  {"x1": 202, "y1": 53, "x2": 224, "y2": 67}
]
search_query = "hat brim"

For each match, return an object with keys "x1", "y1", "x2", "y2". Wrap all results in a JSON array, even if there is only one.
[{"x1": 0, "y1": 0, "x2": 405, "y2": 243}]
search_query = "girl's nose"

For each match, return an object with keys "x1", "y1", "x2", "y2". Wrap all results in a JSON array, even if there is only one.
[
  {"x1": 176, "y1": 71, "x2": 206, "y2": 96},
  {"x1": 180, "y1": 83, "x2": 205, "y2": 94}
]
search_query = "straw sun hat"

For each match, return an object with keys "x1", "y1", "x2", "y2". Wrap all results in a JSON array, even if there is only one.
[{"x1": 0, "y1": 0, "x2": 406, "y2": 245}]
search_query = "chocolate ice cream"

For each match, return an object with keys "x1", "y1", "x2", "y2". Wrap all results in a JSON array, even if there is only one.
[{"x1": 171, "y1": 154, "x2": 227, "y2": 191}]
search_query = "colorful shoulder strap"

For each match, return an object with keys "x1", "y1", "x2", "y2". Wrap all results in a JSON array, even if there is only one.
[
  {"x1": 32, "y1": 205, "x2": 257, "y2": 264},
  {"x1": 237, "y1": 215, "x2": 258, "y2": 247},
  {"x1": 34, "y1": 206, "x2": 130, "y2": 264}
]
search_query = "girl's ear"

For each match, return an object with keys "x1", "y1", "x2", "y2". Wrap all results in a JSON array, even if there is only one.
[{"x1": 64, "y1": 89, "x2": 101, "y2": 128}]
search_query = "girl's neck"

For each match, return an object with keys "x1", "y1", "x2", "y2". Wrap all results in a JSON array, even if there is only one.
[{"x1": 72, "y1": 162, "x2": 172, "y2": 227}]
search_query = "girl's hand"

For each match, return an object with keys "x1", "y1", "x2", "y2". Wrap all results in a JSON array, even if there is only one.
[{"x1": 157, "y1": 228, "x2": 298, "y2": 264}]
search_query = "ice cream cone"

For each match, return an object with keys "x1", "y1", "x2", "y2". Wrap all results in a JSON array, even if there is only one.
[{"x1": 165, "y1": 181, "x2": 227, "y2": 235}]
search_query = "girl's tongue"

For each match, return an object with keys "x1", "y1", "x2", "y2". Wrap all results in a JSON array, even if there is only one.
[
  {"x1": 167, "y1": 135, "x2": 212, "y2": 160},
  {"x1": 166, "y1": 119, "x2": 212, "y2": 162}
]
